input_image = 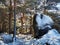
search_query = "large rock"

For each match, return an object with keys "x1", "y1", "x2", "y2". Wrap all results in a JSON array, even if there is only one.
[{"x1": 2, "y1": 34, "x2": 13, "y2": 44}]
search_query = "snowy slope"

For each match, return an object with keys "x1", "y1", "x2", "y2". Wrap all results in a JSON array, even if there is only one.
[
  {"x1": 0, "y1": 29, "x2": 60, "y2": 45},
  {"x1": 34, "y1": 29, "x2": 60, "y2": 45}
]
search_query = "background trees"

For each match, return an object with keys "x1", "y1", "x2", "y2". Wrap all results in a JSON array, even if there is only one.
[{"x1": 0, "y1": 0, "x2": 60, "y2": 34}]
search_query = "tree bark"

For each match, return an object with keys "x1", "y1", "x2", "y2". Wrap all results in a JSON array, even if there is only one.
[{"x1": 9, "y1": 0, "x2": 13, "y2": 34}]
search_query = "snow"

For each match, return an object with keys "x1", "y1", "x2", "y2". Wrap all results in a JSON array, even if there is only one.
[
  {"x1": 57, "y1": 16, "x2": 60, "y2": 18},
  {"x1": 0, "y1": 38, "x2": 24, "y2": 45},
  {"x1": 0, "y1": 40, "x2": 8, "y2": 45},
  {"x1": 46, "y1": 3, "x2": 60, "y2": 13},
  {"x1": 0, "y1": 34, "x2": 35, "y2": 45},
  {"x1": 0, "y1": 29, "x2": 60, "y2": 45},
  {"x1": 13, "y1": 38, "x2": 24, "y2": 45},
  {"x1": 1, "y1": 34, "x2": 13, "y2": 44},
  {"x1": 56, "y1": 3, "x2": 60, "y2": 10},
  {"x1": 37, "y1": 2, "x2": 43, "y2": 9},
  {"x1": 47, "y1": 10, "x2": 57, "y2": 13},
  {"x1": 36, "y1": 13, "x2": 54, "y2": 29},
  {"x1": 34, "y1": 29, "x2": 60, "y2": 45},
  {"x1": 0, "y1": 41, "x2": 5, "y2": 45}
]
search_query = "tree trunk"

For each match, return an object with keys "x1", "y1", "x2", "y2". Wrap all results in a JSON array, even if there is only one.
[
  {"x1": 30, "y1": 16, "x2": 32, "y2": 34},
  {"x1": 20, "y1": 13, "x2": 24, "y2": 33},
  {"x1": 21, "y1": 17, "x2": 23, "y2": 33},
  {"x1": 9, "y1": 0, "x2": 13, "y2": 34}
]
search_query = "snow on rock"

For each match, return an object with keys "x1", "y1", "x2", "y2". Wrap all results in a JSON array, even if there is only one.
[
  {"x1": 34, "y1": 29, "x2": 60, "y2": 45},
  {"x1": 1, "y1": 34, "x2": 13, "y2": 44},
  {"x1": 0, "y1": 37, "x2": 25, "y2": 45},
  {"x1": 47, "y1": 29, "x2": 59, "y2": 35},
  {"x1": 47, "y1": 29, "x2": 60, "y2": 45},
  {"x1": 0, "y1": 34, "x2": 36, "y2": 45},
  {"x1": 36, "y1": 13, "x2": 54, "y2": 29}
]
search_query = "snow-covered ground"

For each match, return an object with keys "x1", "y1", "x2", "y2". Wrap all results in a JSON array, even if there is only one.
[
  {"x1": 46, "y1": 3, "x2": 60, "y2": 14},
  {"x1": 0, "y1": 29, "x2": 60, "y2": 45},
  {"x1": 34, "y1": 29, "x2": 60, "y2": 45},
  {"x1": 0, "y1": 33, "x2": 35, "y2": 45}
]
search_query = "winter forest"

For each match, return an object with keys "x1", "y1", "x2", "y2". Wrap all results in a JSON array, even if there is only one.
[{"x1": 0, "y1": 0, "x2": 60, "y2": 45}]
